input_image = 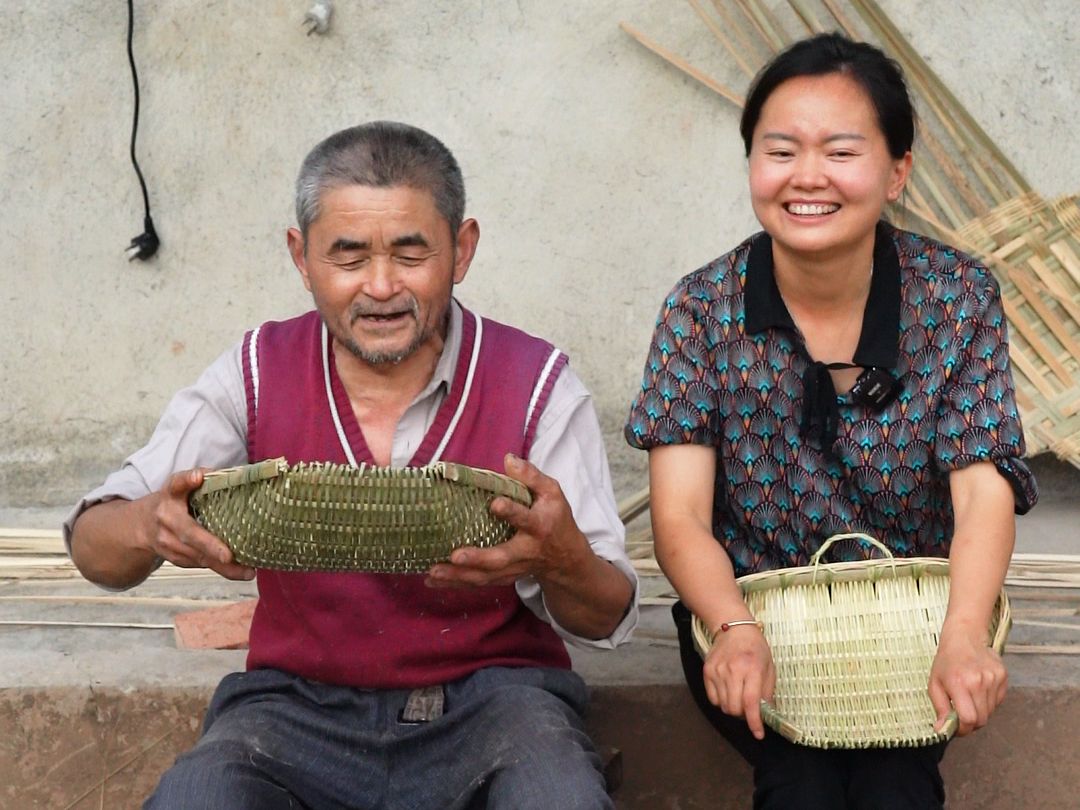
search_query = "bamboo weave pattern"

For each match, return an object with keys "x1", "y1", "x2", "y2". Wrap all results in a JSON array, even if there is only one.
[
  {"x1": 190, "y1": 458, "x2": 531, "y2": 573},
  {"x1": 692, "y1": 534, "x2": 1011, "y2": 748}
]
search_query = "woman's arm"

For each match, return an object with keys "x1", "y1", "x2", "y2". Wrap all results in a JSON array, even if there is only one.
[
  {"x1": 929, "y1": 460, "x2": 1015, "y2": 735},
  {"x1": 649, "y1": 443, "x2": 775, "y2": 739}
]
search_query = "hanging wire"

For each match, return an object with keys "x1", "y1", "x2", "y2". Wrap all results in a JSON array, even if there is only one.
[{"x1": 125, "y1": 0, "x2": 159, "y2": 261}]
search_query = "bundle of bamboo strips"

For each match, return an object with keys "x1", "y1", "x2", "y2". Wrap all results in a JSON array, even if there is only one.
[
  {"x1": 0, "y1": 528, "x2": 217, "y2": 581},
  {"x1": 621, "y1": 0, "x2": 1080, "y2": 465},
  {"x1": 1, "y1": 527, "x2": 1076, "y2": 653}
]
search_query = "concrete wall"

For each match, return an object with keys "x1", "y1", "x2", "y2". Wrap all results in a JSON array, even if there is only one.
[{"x1": 2, "y1": 0, "x2": 1077, "y2": 508}]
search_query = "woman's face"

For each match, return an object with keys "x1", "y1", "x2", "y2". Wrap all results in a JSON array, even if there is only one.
[{"x1": 748, "y1": 71, "x2": 911, "y2": 266}]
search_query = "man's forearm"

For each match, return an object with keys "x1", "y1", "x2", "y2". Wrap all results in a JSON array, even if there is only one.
[
  {"x1": 70, "y1": 498, "x2": 160, "y2": 589},
  {"x1": 536, "y1": 542, "x2": 633, "y2": 640}
]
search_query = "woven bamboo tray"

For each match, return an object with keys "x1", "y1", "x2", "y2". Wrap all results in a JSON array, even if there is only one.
[
  {"x1": 691, "y1": 533, "x2": 1011, "y2": 749},
  {"x1": 189, "y1": 457, "x2": 531, "y2": 574}
]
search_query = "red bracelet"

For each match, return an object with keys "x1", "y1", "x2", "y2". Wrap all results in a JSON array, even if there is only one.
[{"x1": 717, "y1": 619, "x2": 764, "y2": 633}]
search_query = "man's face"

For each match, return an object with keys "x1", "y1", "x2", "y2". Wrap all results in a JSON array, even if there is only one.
[{"x1": 288, "y1": 185, "x2": 476, "y2": 367}]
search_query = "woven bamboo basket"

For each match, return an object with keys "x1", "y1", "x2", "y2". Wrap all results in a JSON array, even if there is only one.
[
  {"x1": 691, "y1": 533, "x2": 1011, "y2": 749},
  {"x1": 189, "y1": 457, "x2": 531, "y2": 574}
]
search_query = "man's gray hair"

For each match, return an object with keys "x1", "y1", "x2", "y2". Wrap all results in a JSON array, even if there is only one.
[{"x1": 295, "y1": 121, "x2": 465, "y2": 237}]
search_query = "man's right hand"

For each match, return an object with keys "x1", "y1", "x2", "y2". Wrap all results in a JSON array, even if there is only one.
[
  {"x1": 140, "y1": 469, "x2": 256, "y2": 580},
  {"x1": 702, "y1": 624, "x2": 776, "y2": 741}
]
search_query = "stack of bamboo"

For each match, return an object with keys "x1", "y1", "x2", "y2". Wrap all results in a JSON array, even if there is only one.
[{"x1": 621, "y1": 0, "x2": 1080, "y2": 464}]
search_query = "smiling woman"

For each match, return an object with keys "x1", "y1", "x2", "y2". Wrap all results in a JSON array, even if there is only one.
[{"x1": 624, "y1": 32, "x2": 1037, "y2": 810}]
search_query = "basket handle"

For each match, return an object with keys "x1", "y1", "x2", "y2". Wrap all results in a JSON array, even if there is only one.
[{"x1": 810, "y1": 532, "x2": 896, "y2": 564}]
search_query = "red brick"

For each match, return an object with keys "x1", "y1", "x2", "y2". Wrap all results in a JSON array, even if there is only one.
[{"x1": 173, "y1": 599, "x2": 257, "y2": 650}]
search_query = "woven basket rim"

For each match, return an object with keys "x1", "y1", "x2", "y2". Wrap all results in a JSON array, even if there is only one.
[
  {"x1": 193, "y1": 456, "x2": 532, "y2": 506},
  {"x1": 690, "y1": 533, "x2": 1011, "y2": 748}
]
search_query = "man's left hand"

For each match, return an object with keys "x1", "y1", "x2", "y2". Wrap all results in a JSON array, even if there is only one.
[{"x1": 425, "y1": 453, "x2": 589, "y2": 589}]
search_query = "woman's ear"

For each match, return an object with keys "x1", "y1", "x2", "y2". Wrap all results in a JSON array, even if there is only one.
[{"x1": 887, "y1": 151, "x2": 914, "y2": 201}]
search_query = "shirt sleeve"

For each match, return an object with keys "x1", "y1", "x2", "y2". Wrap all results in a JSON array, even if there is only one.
[
  {"x1": 62, "y1": 342, "x2": 250, "y2": 551},
  {"x1": 515, "y1": 364, "x2": 639, "y2": 649},
  {"x1": 624, "y1": 280, "x2": 721, "y2": 450},
  {"x1": 932, "y1": 269, "x2": 1038, "y2": 514}
]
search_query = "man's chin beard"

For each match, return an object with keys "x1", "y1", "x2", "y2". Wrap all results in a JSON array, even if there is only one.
[
  {"x1": 340, "y1": 332, "x2": 426, "y2": 365},
  {"x1": 332, "y1": 302, "x2": 452, "y2": 366}
]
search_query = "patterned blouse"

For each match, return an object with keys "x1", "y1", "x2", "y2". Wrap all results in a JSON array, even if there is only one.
[{"x1": 625, "y1": 222, "x2": 1037, "y2": 576}]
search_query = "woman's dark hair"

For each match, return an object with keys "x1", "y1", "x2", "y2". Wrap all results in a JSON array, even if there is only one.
[{"x1": 739, "y1": 33, "x2": 915, "y2": 159}]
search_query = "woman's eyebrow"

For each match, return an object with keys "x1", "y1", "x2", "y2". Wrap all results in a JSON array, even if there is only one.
[{"x1": 759, "y1": 132, "x2": 867, "y2": 142}]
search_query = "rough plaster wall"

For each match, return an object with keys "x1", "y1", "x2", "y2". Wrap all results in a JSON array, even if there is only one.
[{"x1": 0, "y1": 1, "x2": 1076, "y2": 508}]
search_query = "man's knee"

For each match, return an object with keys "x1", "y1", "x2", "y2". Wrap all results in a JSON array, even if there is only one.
[
  {"x1": 470, "y1": 686, "x2": 609, "y2": 809},
  {"x1": 144, "y1": 738, "x2": 302, "y2": 810}
]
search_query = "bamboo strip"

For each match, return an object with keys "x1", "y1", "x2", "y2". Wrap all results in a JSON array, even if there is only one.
[
  {"x1": 0, "y1": 595, "x2": 243, "y2": 607},
  {"x1": 688, "y1": 0, "x2": 757, "y2": 78},
  {"x1": 1012, "y1": 619, "x2": 1080, "y2": 632},
  {"x1": 817, "y1": 0, "x2": 991, "y2": 217},
  {"x1": 850, "y1": 0, "x2": 1030, "y2": 198},
  {"x1": 786, "y1": 0, "x2": 826, "y2": 34},
  {"x1": 744, "y1": 0, "x2": 793, "y2": 47},
  {"x1": 731, "y1": 0, "x2": 784, "y2": 51},
  {"x1": 819, "y1": 0, "x2": 863, "y2": 39},
  {"x1": 709, "y1": 0, "x2": 769, "y2": 66},
  {"x1": 617, "y1": 485, "x2": 652, "y2": 523},
  {"x1": 1007, "y1": 272, "x2": 1080, "y2": 381},
  {"x1": 0, "y1": 620, "x2": 174, "y2": 630},
  {"x1": 619, "y1": 22, "x2": 745, "y2": 107}
]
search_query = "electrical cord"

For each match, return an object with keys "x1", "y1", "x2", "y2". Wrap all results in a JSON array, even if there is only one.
[{"x1": 125, "y1": 0, "x2": 159, "y2": 261}]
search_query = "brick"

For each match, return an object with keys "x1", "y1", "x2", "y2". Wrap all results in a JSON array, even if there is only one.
[{"x1": 173, "y1": 599, "x2": 257, "y2": 650}]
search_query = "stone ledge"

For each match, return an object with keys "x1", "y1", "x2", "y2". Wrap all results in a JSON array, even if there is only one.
[{"x1": 3, "y1": 682, "x2": 1077, "y2": 809}]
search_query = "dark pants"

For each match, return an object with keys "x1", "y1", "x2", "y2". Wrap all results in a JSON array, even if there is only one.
[
  {"x1": 673, "y1": 601, "x2": 947, "y2": 810},
  {"x1": 144, "y1": 666, "x2": 611, "y2": 810}
]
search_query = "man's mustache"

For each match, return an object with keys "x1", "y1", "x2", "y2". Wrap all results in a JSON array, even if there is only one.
[{"x1": 349, "y1": 298, "x2": 419, "y2": 323}]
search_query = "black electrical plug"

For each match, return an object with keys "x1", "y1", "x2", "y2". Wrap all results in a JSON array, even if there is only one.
[{"x1": 126, "y1": 215, "x2": 160, "y2": 261}]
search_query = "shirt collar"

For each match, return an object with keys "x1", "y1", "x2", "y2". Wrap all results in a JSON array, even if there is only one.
[
  {"x1": 743, "y1": 221, "x2": 901, "y2": 369},
  {"x1": 413, "y1": 298, "x2": 462, "y2": 403}
]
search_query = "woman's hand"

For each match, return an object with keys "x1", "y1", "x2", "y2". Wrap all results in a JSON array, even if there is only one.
[
  {"x1": 929, "y1": 622, "x2": 1007, "y2": 736},
  {"x1": 931, "y1": 461, "x2": 1015, "y2": 736},
  {"x1": 703, "y1": 625, "x2": 776, "y2": 740}
]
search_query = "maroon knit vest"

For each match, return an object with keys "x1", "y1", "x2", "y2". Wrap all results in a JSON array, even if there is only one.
[{"x1": 241, "y1": 306, "x2": 571, "y2": 688}]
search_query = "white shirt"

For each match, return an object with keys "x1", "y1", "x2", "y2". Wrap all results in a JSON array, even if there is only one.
[{"x1": 65, "y1": 302, "x2": 638, "y2": 649}]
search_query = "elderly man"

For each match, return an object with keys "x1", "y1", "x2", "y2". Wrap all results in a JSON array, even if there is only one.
[{"x1": 67, "y1": 121, "x2": 637, "y2": 810}]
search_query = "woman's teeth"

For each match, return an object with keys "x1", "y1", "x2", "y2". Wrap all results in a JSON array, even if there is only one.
[{"x1": 787, "y1": 203, "x2": 839, "y2": 215}]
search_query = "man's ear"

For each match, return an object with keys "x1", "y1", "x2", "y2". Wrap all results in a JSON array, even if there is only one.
[
  {"x1": 452, "y1": 219, "x2": 480, "y2": 285},
  {"x1": 287, "y1": 227, "x2": 312, "y2": 292}
]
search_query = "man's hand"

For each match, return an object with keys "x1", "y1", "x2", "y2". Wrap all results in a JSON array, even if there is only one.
[
  {"x1": 929, "y1": 622, "x2": 1007, "y2": 736},
  {"x1": 703, "y1": 626, "x2": 776, "y2": 740},
  {"x1": 424, "y1": 453, "x2": 632, "y2": 640},
  {"x1": 139, "y1": 469, "x2": 256, "y2": 580},
  {"x1": 425, "y1": 454, "x2": 589, "y2": 589},
  {"x1": 70, "y1": 468, "x2": 256, "y2": 588}
]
